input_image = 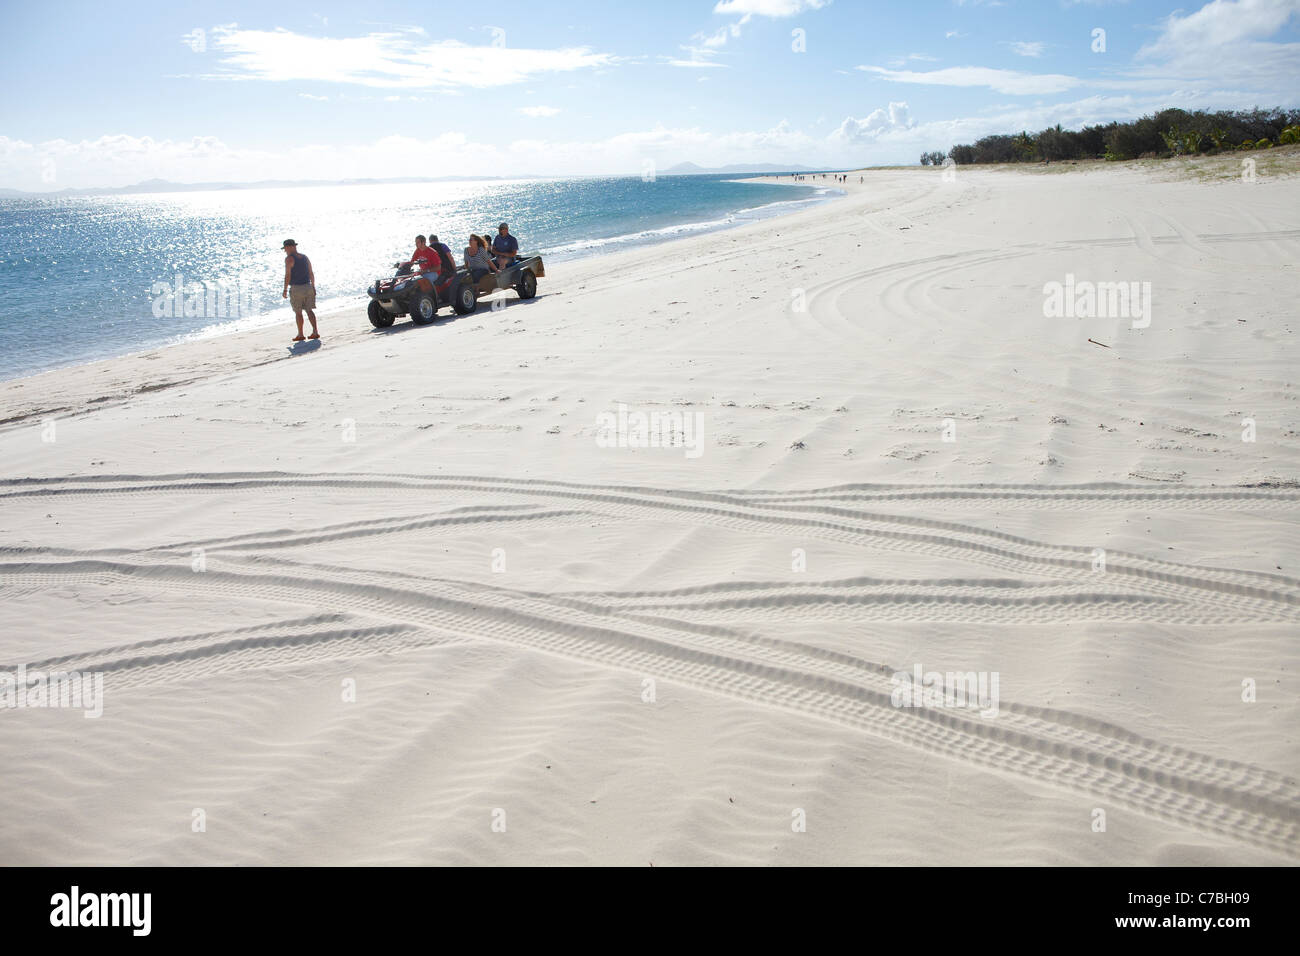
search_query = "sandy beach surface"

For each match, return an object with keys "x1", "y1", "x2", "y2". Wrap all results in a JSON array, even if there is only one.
[{"x1": 2, "y1": 156, "x2": 1297, "y2": 865}]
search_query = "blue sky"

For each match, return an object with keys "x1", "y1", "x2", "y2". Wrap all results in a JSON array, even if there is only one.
[{"x1": 1, "y1": 0, "x2": 1297, "y2": 189}]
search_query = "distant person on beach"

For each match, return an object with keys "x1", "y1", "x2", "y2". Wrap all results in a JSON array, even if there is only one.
[
  {"x1": 491, "y1": 222, "x2": 519, "y2": 268},
  {"x1": 464, "y1": 235, "x2": 498, "y2": 281},
  {"x1": 281, "y1": 239, "x2": 318, "y2": 341},
  {"x1": 399, "y1": 235, "x2": 439, "y2": 274}
]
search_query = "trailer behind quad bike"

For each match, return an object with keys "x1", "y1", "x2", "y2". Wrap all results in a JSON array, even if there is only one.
[{"x1": 472, "y1": 254, "x2": 544, "y2": 303}]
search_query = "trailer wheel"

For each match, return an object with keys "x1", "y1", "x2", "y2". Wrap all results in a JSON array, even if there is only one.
[
  {"x1": 409, "y1": 292, "x2": 437, "y2": 325},
  {"x1": 368, "y1": 300, "x2": 395, "y2": 328},
  {"x1": 516, "y1": 269, "x2": 537, "y2": 299}
]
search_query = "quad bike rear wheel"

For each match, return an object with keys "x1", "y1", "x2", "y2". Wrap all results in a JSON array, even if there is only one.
[{"x1": 410, "y1": 292, "x2": 437, "y2": 325}]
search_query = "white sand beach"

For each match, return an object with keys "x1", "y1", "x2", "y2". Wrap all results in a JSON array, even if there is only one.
[{"x1": 2, "y1": 155, "x2": 1297, "y2": 865}]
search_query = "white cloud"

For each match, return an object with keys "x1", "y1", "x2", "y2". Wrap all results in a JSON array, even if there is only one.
[
  {"x1": 859, "y1": 65, "x2": 1079, "y2": 95},
  {"x1": 870, "y1": 1, "x2": 1297, "y2": 106},
  {"x1": 698, "y1": 22, "x2": 743, "y2": 48},
  {"x1": 0, "y1": 134, "x2": 275, "y2": 191},
  {"x1": 666, "y1": 56, "x2": 729, "y2": 68},
  {"x1": 1130, "y1": 0, "x2": 1300, "y2": 95},
  {"x1": 679, "y1": 0, "x2": 827, "y2": 71},
  {"x1": 1143, "y1": 0, "x2": 1298, "y2": 53},
  {"x1": 712, "y1": 0, "x2": 830, "y2": 15},
  {"x1": 829, "y1": 102, "x2": 914, "y2": 145},
  {"x1": 886, "y1": 53, "x2": 940, "y2": 67},
  {"x1": 678, "y1": 20, "x2": 743, "y2": 67},
  {"x1": 204, "y1": 25, "x2": 617, "y2": 89},
  {"x1": 1008, "y1": 41, "x2": 1045, "y2": 57},
  {"x1": 518, "y1": 105, "x2": 560, "y2": 117}
]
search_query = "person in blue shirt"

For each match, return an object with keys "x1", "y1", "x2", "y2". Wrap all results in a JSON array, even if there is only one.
[
  {"x1": 280, "y1": 239, "x2": 318, "y2": 341},
  {"x1": 491, "y1": 222, "x2": 519, "y2": 269}
]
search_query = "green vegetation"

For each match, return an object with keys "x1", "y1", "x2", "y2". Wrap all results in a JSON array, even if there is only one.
[{"x1": 931, "y1": 108, "x2": 1300, "y2": 166}]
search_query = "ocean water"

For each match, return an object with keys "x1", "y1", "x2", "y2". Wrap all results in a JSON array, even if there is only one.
[{"x1": 0, "y1": 174, "x2": 832, "y2": 381}]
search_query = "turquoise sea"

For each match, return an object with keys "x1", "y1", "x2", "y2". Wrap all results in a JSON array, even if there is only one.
[{"x1": 0, "y1": 174, "x2": 833, "y2": 381}]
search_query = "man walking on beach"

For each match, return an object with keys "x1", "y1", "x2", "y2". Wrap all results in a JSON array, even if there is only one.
[{"x1": 281, "y1": 239, "x2": 319, "y2": 341}]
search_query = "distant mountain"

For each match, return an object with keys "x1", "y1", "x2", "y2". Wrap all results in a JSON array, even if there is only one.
[{"x1": 662, "y1": 162, "x2": 822, "y2": 175}]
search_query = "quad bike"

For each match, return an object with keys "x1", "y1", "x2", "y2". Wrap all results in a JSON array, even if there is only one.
[
  {"x1": 365, "y1": 260, "x2": 477, "y2": 328},
  {"x1": 366, "y1": 255, "x2": 544, "y2": 329}
]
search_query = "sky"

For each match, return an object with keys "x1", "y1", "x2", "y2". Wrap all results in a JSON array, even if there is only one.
[{"x1": 1, "y1": 0, "x2": 1298, "y2": 190}]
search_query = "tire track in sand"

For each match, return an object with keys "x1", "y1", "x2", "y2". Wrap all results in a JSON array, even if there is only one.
[{"x1": 2, "y1": 556, "x2": 1296, "y2": 856}]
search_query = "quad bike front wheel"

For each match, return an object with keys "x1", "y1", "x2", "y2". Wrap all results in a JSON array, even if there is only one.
[{"x1": 368, "y1": 300, "x2": 395, "y2": 328}]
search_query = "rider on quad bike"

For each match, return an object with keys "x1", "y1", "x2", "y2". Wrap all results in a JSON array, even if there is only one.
[{"x1": 368, "y1": 233, "x2": 477, "y2": 328}]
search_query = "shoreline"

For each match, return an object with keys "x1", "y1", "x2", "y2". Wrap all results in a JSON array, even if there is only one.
[
  {"x1": 0, "y1": 176, "x2": 840, "y2": 395},
  {"x1": 0, "y1": 176, "x2": 843, "y2": 427}
]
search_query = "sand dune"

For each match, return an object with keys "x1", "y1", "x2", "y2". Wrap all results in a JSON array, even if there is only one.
[{"x1": 2, "y1": 157, "x2": 1297, "y2": 864}]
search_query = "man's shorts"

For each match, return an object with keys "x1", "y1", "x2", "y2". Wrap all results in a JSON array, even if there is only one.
[{"x1": 289, "y1": 283, "x2": 316, "y2": 311}]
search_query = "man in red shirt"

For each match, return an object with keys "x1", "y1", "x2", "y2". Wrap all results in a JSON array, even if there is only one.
[{"x1": 400, "y1": 235, "x2": 439, "y2": 272}]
